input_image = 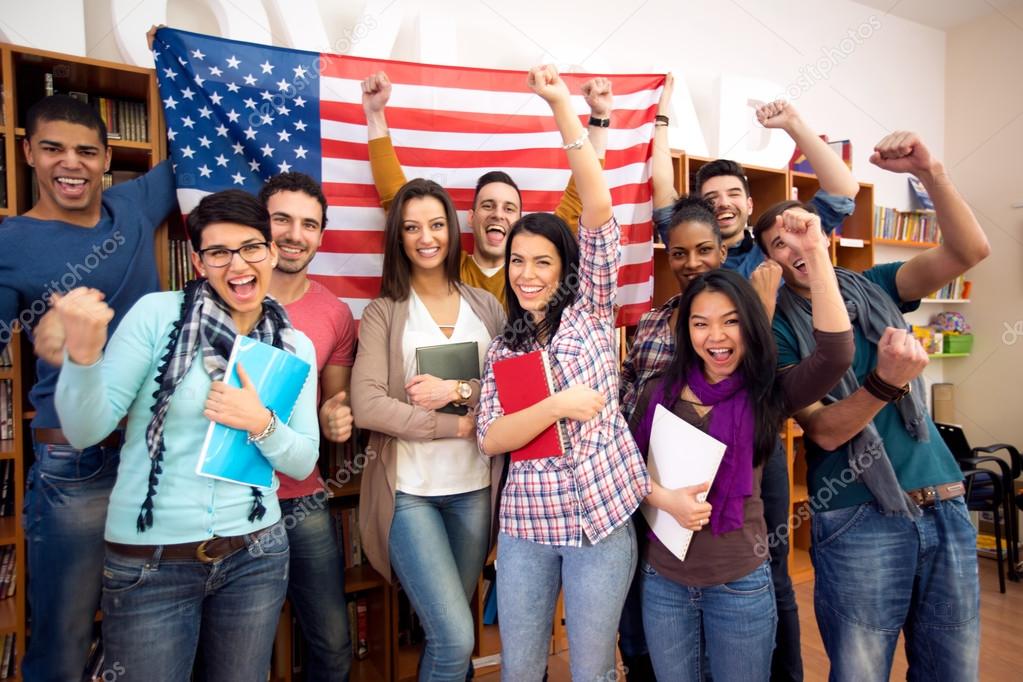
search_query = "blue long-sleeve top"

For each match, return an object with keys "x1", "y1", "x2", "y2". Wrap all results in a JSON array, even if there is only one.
[{"x1": 55, "y1": 291, "x2": 319, "y2": 544}]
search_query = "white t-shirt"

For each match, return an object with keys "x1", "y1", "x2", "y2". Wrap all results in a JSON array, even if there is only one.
[{"x1": 395, "y1": 291, "x2": 492, "y2": 496}]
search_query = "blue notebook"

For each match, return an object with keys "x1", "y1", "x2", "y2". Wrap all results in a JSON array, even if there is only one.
[{"x1": 196, "y1": 335, "x2": 311, "y2": 488}]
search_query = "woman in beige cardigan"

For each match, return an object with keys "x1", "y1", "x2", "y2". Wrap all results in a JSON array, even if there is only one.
[{"x1": 351, "y1": 178, "x2": 505, "y2": 681}]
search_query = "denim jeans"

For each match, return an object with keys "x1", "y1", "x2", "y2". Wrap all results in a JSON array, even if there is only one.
[
  {"x1": 280, "y1": 495, "x2": 351, "y2": 682},
  {"x1": 761, "y1": 439, "x2": 802, "y2": 682},
  {"x1": 497, "y1": 521, "x2": 637, "y2": 682},
  {"x1": 389, "y1": 487, "x2": 491, "y2": 682},
  {"x1": 811, "y1": 496, "x2": 979, "y2": 682},
  {"x1": 641, "y1": 560, "x2": 776, "y2": 682},
  {"x1": 22, "y1": 441, "x2": 119, "y2": 682},
  {"x1": 100, "y1": 520, "x2": 290, "y2": 681}
]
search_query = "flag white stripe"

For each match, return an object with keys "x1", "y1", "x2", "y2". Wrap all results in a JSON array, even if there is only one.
[
  {"x1": 319, "y1": 119, "x2": 653, "y2": 151},
  {"x1": 324, "y1": 203, "x2": 652, "y2": 231},
  {"x1": 308, "y1": 252, "x2": 383, "y2": 277},
  {"x1": 321, "y1": 76, "x2": 657, "y2": 117},
  {"x1": 617, "y1": 280, "x2": 654, "y2": 306}
]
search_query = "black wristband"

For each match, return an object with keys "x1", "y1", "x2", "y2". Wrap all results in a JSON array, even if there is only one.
[
  {"x1": 588, "y1": 115, "x2": 611, "y2": 128},
  {"x1": 863, "y1": 370, "x2": 911, "y2": 402},
  {"x1": 654, "y1": 114, "x2": 670, "y2": 125}
]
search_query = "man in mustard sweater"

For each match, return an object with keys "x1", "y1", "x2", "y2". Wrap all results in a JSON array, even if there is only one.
[{"x1": 360, "y1": 72, "x2": 612, "y2": 304}]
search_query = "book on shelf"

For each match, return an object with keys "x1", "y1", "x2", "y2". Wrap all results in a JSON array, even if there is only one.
[
  {"x1": 38, "y1": 74, "x2": 149, "y2": 142},
  {"x1": 873, "y1": 205, "x2": 941, "y2": 243},
  {"x1": 0, "y1": 345, "x2": 11, "y2": 367},
  {"x1": 168, "y1": 239, "x2": 198, "y2": 290},
  {"x1": 0, "y1": 633, "x2": 12, "y2": 679},
  {"x1": 929, "y1": 276, "x2": 970, "y2": 301},
  {"x1": 0, "y1": 380, "x2": 12, "y2": 440},
  {"x1": 908, "y1": 176, "x2": 934, "y2": 210}
]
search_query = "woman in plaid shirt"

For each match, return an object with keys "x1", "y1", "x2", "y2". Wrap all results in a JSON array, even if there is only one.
[{"x1": 476, "y1": 64, "x2": 688, "y2": 681}]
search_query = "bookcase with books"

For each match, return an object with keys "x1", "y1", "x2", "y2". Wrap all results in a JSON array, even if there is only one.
[{"x1": 647, "y1": 150, "x2": 876, "y2": 585}]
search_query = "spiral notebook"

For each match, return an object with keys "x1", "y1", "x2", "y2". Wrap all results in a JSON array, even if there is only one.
[
  {"x1": 640, "y1": 404, "x2": 727, "y2": 562},
  {"x1": 196, "y1": 336, "x2": 311, "y2": 488}
]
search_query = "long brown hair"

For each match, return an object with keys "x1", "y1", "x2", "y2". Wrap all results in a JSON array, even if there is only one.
[{"x1": 379, "y1": 178, "x2": 463, "y2": 300}]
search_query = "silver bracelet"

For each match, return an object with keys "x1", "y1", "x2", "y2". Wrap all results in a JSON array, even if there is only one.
[
  {"x1": 562, "y1": 128, "x2": 589, "y2": 151},
  {"x1": 248, "y1": 408, "x2": 277, "y2": 444}
]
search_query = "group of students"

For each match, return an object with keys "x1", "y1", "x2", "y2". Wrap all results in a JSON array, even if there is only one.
[{"x1": 0, "y1": 58, "x2": 990, "y2": 682}]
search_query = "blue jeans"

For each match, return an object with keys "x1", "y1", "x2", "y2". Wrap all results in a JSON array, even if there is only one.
[
  {"x1": 641, "y1": 560, "x2": 776, "y2": 682},
  {"x1": 100, "y1": 521, "x2": 290, "y2": 681},
  {"x1": 389, "y1": 487, "x2": 491, "y2": 682},
  {"x1": 280, "y1": 495, "x2": 351, "y2": 682},
  {"x1": 761, "y1": 439, "x2": 802, "y2": 682},
  {"x1": 811, "y1": 496, "x2": 979, "y2": 682},
  {"x1": 23, "y1": 441, "x2": 119, "y2": 682},
  {"x1": 497, "y1": 521, "x2": 637, "y2": 682}
]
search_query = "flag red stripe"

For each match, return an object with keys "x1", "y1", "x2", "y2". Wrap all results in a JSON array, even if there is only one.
[
  {"x1": 320, "y1": 101, "x2": 656, "y2": 135},
  {"x1": 321, "y1": 138, "x2": 651, "y2": 171},
  {"x1": 320, "y1": 183, "x2": 651, "y2": 213},
  {"x1": 309, "y1": 274, "x2": 382, "y2": 300},
  {"x1": 318, "y1": 54, "x2": 663, "y2": 95},
  {"x1": 618, "y1": 261, "x2": 654, "y2": 287},
  {"x1": 617, "y1": 301, "x2": 651, "y2": 327}
]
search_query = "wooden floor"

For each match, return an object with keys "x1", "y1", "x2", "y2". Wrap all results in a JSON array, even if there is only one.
[{"x1": 475, "y1": 558, "x2": 1022, "y2": 681}]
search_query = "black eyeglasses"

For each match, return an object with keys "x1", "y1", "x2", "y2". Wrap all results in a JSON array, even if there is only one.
[{"x1": 197, "y1": 242, "x2": 271, "y2": 268}]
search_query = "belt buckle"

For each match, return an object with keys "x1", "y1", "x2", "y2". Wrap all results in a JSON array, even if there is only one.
[{"x1": 196, "y1": 538, "x2": 219, "y2": 563}]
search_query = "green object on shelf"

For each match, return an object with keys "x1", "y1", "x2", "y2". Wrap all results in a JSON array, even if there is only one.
[{"x1": 943, "y1": 334, "x2": 974, "y2": 355}]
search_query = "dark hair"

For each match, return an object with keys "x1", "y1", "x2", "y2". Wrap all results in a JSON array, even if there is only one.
[
  {"x1": 752, "y1": 199, "x2": 818, "y2": 253},
  {"x1": 659, "y1": 269, "x2": 784, "y2": 467},
  {"x1": 694, "y1": 159, "x2": 750, "y2": 196},
  {"x1": 380, "y1": 178, "x2": 462, "y2": 301},
  {"x1": 500, "y1": 213, "x2": 580, "y2": 352},
  {"x1": 186, "y1": 189, "x2": 271, "y2": 251},
  {"x1": 660, "y1": 195, "x2": 722, "y2": 245},
  {"x1": 473, "y1": 171, "x2": 522, "y2": 209},
  {"x1": 258, "y1": 172, "x2": 329, "y2": 229},
  {"x1": 26, "y1": 94, "x2": 108, "y2": 147}
]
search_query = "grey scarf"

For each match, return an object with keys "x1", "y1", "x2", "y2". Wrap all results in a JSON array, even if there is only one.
[{"x1": 776, "y1": 267, "x2": 928, "y2": 518}]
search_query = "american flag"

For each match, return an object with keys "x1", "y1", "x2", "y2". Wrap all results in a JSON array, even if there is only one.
[{"x1": 153, "y1": 28, "x2": 662, "y2": 324}]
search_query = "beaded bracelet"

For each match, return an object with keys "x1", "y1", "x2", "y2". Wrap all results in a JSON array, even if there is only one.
[{"x1": 562, "y1": 128, "x2": 589, "y2": 151}]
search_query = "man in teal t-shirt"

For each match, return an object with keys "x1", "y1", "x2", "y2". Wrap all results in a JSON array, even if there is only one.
[
  {"x1": 0, "y1": 95, "x2": 178, "y2": 680},
  {"x1": 757, "y1": 131, "x2": 989, "y2": 681}
]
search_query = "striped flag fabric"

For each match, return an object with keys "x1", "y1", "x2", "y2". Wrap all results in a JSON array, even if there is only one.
[{"x1": 152, "y1": 28, "x2": 662, "y2": 324}]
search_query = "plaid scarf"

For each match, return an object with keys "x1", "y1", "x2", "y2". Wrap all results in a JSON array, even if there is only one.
[{"x1": 138, "y1": 279, "x2": 295, "y2": 533}]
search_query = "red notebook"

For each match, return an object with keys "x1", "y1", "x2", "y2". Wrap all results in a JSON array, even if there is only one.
[{"x1": 492, "y1": 350, "x2": 568, "y2": 462}]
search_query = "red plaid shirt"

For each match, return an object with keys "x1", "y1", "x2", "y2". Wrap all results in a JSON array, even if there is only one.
[
  {"x1": 477, "y1": 217, "x2": 651, "y2": 546},
  {"x1": 619, "y1": 295, "x2": 680, "y2": 425}
]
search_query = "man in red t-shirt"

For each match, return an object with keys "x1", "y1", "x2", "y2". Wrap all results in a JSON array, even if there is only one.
[{"x1": 260, "y1": 172, "x2": 356, "y2": 680}]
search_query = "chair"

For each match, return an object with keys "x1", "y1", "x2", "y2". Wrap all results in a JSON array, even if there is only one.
[
  {"x1": 960, "y1": 467, "x2": 1007, "y2": 592},
  {"x1": 936, "y1": 422, "x2": 1021, "y2": 585}
]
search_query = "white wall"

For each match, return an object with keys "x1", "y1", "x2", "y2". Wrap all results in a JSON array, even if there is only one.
[
  {"x1": 944, "y1": 7, "x2": 1023, "y2": 449},
  {"x1": 5, "y1": 0, "x2": 946, "y2": 207}
]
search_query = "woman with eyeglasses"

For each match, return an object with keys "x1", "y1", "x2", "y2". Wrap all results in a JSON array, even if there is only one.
[{"x1": 53, "y1": 189, "x2": 319, "y2": 680}]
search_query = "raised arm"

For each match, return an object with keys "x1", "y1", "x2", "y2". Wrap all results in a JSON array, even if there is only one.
[
  {"x1": 793, "y1": 327, "x2": 928, "y2": 450},
  {"x1": 553, "y1": 77, "x2": 613, "y2": 233},
  {"x1": 871, "y1": 132, "x2": 991, "y2": 302},
  {"x1": 362, "y1": 71, "x2": 407, "y2": 211},
  {"x1": 757, "y1": 100, "x2": 859, "y2": 199},
  {"x1": 652, "y1": 73, "x2": 678, "y2": 211},
  {"x1": 528, "y1": 65, "x2": 612, "y2": 229}
]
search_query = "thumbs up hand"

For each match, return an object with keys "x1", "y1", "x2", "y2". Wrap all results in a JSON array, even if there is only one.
[
  {"x1": 320, "y1": 390, "x2": 353, "y2": 443},
  {"x1": 205, "y1": 362, "x2": 272, "y2": 435}
]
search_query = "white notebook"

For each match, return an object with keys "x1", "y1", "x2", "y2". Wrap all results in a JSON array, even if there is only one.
[{"x1": 640, "y1": 403, "x2": 727, "y2": 562}]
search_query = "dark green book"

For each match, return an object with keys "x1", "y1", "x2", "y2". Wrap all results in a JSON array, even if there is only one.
[{"x1": 415, "y1": 341, "x2": 480, "y2": 415}]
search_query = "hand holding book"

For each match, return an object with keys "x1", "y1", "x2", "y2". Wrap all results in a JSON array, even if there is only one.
[
  {"x1": 205, "y1": 362, "x2": 272, "y2": 435},
  {"x1": 550, "y1": 384, "x2": 604, "y2": 422},
  {"x1": 406, "y1": 375, "x2": 460, "y2": 411}
]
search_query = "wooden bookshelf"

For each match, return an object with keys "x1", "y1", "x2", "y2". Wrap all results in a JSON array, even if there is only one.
[{"x1": 875, "y1": 238, "x2": 939, "y2": 249}]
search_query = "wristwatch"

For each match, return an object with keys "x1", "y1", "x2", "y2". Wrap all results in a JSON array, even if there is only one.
[{"x1": 455, "y1": 380, "x2": 472, "y2": 404}]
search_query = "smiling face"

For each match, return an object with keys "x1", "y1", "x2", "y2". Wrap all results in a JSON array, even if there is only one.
[
  {"x1": 468, "y1": 181, "x2": 521, "y2": 262},
  {"x1": 688, "y1": 289, "x2": 745, "y2": 384},
  {"x1": 267, "y1": 190, "x2": 324, "y2": 275},
  {"x1": 508, "y1": 231, "x2": 563, "y2": 319},
  {"x1": 191, "y1": 222, "x2": 278, "y2": 333},
  {"x1": 759, "y1": 221, "x2": 812, "y2": 296},
  {"x1": 23, "y1": 119, "x2": 111, "y2": 224},
  {"x1": 700, "y1": 174, "x2": 753, "y2": 243},
  {"x1": 401, "y1": 196, "x2": 451, "y2": 275},
  {"x1": 667, "y1": 219, "x2": 728, "y2": 294}
]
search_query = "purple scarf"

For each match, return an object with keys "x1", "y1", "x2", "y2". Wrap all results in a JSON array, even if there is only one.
[{"x1": 634, "y1": 364, "x2": 754, "y2": 535}]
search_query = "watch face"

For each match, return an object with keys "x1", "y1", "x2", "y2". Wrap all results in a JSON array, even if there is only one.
[{"x1": 459, "y1": 382, "x2": 472, "y2": 399}]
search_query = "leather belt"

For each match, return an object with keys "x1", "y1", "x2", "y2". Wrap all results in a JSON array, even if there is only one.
[
  {"x1": 34, "y1": 428, "x2": 123, "y2": 449},
  {"x1": 106, "y1": 526, "x2": 274, "y2": 564},
  {"x1": 906, "y1": 482, "x2": 966, "y2": 508}
]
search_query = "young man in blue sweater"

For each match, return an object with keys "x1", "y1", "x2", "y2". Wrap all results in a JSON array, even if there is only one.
[{"x1": 0, "y1": 94, "x2": 177, "y2": 680}]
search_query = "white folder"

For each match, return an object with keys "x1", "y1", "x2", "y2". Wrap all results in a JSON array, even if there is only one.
[{"x1": 640, "y1": 403, "x2": 727, "y2": 562}]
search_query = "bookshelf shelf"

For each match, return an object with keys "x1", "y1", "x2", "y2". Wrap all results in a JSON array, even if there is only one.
[
  {"x1": 921, "y1": 298, "x2": 969, "y2": 304},
  {"x1": 0, "y1": 600, "x2": 14, "y2": 634},
  {"x1": 0, "y1": 518, "x2": 14, "y2": 545},
  {"x1": 0, "y1": 369, "x2": 11, "y2": 381},
  {"x1": 875, "y1": 238, "x2": 939, "y2": 249},
  {"x1": 0, "y1": 209, "x2": 8, "y2": 218},
  {"x1": 344, "y1": 563, "x2": 387, "y2": 595},
  {"x1": 929, "y1": 353, "x2": 971, "y2": 359}
]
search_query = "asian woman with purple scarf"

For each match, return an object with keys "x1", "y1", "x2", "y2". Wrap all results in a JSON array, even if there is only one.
[{"x1": 629, "y1": 206, "x2": 854, "y2": 682}]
